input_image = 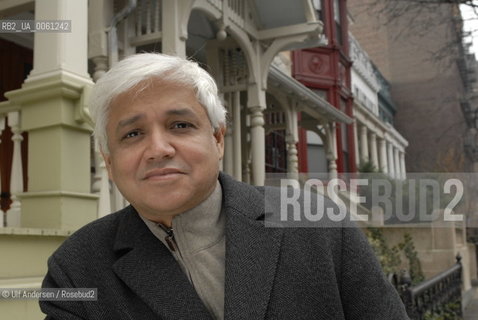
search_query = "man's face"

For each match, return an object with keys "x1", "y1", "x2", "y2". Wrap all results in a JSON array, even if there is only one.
[{"x1": 103, "y1": 80, "x2": 225, "y2": 224}]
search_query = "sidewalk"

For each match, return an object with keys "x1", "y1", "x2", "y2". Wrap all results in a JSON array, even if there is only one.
[{"x1": 464, "y1": 287, "x2": 478, "y2": 320}]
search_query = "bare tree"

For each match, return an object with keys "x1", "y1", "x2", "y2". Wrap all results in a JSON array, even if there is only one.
[{"x1": 352, "y1": 0, "x2": 476, "y2": 66}]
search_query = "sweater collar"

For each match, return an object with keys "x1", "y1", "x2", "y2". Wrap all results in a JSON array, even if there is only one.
[{"x1": 141, "y1": 181, "x2": 224, "y2": 254}]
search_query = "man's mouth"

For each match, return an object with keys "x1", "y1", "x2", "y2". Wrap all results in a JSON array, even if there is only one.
[{"x1": 143, "y1": 168, "x2": 185, "y2": 180}]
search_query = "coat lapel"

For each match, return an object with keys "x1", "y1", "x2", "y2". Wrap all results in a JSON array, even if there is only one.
[
  {"x1": 112, "y1": 207, "x2": 212, "y2": 320},
  {"x1": 220, "y1": 173, "x2": 284, "y2": 320}
]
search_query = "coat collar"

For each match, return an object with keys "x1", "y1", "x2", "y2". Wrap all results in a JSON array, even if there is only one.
[
  {"x1": 112, "y1": 206, "x2": 212, "y2": 319},
  {"x1": 219, "y1": 173, "x2": 283, "y2": 320},
  {"x1": 112, "y1": 173, "x2": 283, "y2": 319}
]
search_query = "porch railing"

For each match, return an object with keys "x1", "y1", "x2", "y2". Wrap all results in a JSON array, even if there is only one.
[
  {"x1": 0, "y1": 109, "x2": 25, "y2": 228},
  {"x1": 398, "y1": 255, "x2": 463, "y2": 320}
]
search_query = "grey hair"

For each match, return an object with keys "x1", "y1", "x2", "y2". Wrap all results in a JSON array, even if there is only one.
[{"x1": 89, "y1": 53, "x2": 227, "y2": 154}]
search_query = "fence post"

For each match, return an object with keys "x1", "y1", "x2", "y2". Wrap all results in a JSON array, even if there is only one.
[{"x1": 399, "y1": 270, "x2": 417, "y2": 319}]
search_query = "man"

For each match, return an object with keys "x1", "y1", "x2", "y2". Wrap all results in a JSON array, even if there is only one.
[{"x1": 40, "y1": 53, "x2": 409, "y2": 319}]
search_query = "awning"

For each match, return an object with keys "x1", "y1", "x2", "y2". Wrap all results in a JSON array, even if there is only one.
[{"x1": 268, "y1": 64, "x2": 353, "y2": 124}]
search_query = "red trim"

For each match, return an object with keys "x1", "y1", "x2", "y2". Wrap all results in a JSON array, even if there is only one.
[
  {"x1": 297, "y1": 112, "x2": 309, "y2": 173},
  {"x1": 292, "y1": 0, "x2": 357, "y2": 174}
]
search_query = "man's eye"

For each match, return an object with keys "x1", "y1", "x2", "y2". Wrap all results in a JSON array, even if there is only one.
[
  {"x1": 172, "y1": 122, "x2": 193, "y2": 129},
  {"x1": 123, "y1": 130, "x2": 141, "y2": 139}
]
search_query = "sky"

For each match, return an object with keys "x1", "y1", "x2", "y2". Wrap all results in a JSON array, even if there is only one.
[{"x1": 461, "y1": 3, "x2": 478, "y2": 57}]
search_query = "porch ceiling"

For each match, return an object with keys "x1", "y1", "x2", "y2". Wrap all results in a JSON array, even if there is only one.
[
  {"x1": 251, "y1": 0, "x2": 311, "y2": 29},
  {"x1": 0, "y1": 0, "x2": 33, "y2": 18},
  {"x1": 268, "y1": 65, "x2": 353, "y2": 124},
  {"x1": 0, "y1": 11, "x2": 34, "y2": 49}
]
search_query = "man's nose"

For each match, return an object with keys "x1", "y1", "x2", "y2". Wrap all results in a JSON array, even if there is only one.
[{"x1": 145, "y1": 130, "x2": 175, "y2": 160}]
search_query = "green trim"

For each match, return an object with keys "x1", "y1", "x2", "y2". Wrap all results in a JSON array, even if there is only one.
[
  {"x1": 0, "y1": 277, "x2": 44, "y2": 289},
  {"x1": 0, "y1": 100, "x2": 21, "y2": 115},
  {"x1": 18, "y1": 191, "x2": 99, "y2": 200},
  {"x1": 0, "y1": 227, "x2": 75, "y2": 236}
]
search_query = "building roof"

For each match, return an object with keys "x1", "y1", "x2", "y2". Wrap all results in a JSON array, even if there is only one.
[{"x1": 268, "y1": 64, "x2": 353, "y2": 124}]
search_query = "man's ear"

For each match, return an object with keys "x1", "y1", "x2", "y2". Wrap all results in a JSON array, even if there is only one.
[
  {"x1": 100, "y1": 149, "x2": 113, "y2": 180},
  {"x1": 214, "y1": 125, "x2": 226, "y2": 160}
]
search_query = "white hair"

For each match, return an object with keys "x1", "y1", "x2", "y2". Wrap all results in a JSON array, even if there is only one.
[{"x1": 89, "y1": 53, "x2": 227, "y2": 154}]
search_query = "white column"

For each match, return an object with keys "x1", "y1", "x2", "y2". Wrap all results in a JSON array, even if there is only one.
[
  {"x1": 6, "y1": 112, "x2": 23, "y2": 227},
  {"x1": 400, "y1": 151, "x2": 406, "y2": 180},
  {"x1": 161, "y1": 0, "x2": 188, "y2": 58},
  {"x1": 232, "y1": 91, "x2": 242, "y2": 181},
  {"x1": 87, "y1": 0, "x2": 113, "y2": 61},
  {"x1": 394, "y1": 148, "x2": 400, "y2": 180},
  {"x1": 91, "y1": 58, "x2": 112, "y2": 217},
  {"x1": 241, "y1": 110, "x2": 251, "y2": 184},
  {"x1": 326, "y1": 122, "x2": 338, "y2": 179},
  {"x1": 95, "y1": 140, "x2": 111, "y2": 218},
  {"x1": 387, "y1": 142, "x2": 395, "y2": 179},
  {"x1": 250, "y1": 107, "x2": 265, "y2": 185},
  {"x1": 286, "y1": 135, "x2": 299, "y2": 180},
  {"x1": 286, "y1": 108, "x2": 299, "y2": 180},
  {"x1": 360, "y1": 125, "x2": 369, "y2": 163},
  {"x1": 91, "y1": 57, "x2": 108, "y2": 82},
  {"x1": 224, "y1": 94, "x2": 233, "y2": 176},
  {"x1": 248, "y1": 85, "x2": 266, "y2": 186},
  {"x1": 369, "y1": 132, "x2": 379, "y2": 170},
  {"x1": 378, "y1": 138, "x2": 388, "y2": 174},
  {"x1": 28, "y1": 0, "x2": 90, "y2": 80}
]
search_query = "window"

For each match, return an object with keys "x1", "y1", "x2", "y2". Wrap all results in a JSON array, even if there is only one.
[
  {"x1": 312, "y1": 0, "x2": 324, "y2": 22},
  {"x1": 306, "y1": 131, "x2": 327, "y2": 173},
  {"x1": 312, "y1": 88, "x2": 328, "y2": 100},
  {"x1": 333, "y1": 0, "x2": 342, "y2": 45},
  {"x1": 265, "y1": 130, "x2": 287, "y2": 173}
]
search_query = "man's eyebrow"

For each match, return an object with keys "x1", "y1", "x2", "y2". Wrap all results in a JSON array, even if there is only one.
[
  {"x1": 116, "y1": 114, "x2": 145, "y2": 130},
  {"x1": 165, "y1": 108, "x2": 198, "y2": 118}
]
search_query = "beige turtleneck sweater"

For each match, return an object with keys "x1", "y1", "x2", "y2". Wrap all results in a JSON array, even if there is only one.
[{"x1": 140, "y1": 181, "x2": 225, "y2": 320}]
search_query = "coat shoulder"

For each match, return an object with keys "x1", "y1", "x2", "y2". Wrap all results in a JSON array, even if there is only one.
[{"x1": 50, "y1": 207, "x2": 132, "y2": 262}]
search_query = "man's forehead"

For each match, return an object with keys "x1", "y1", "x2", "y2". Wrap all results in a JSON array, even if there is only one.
[
  {"x1": 113, "y1": 78, "x2": 193, "y2": 102},
  {"x1": 109, "y1": 79, "x2": 200, "y2": 111},
  {"x1": 106, "y1": 81, "x2": 207, "y2": 129}
]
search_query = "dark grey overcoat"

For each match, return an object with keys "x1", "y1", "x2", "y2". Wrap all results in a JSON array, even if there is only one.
[{"x1": 40, "y1": 173, "x2": 409, "y2": 319}]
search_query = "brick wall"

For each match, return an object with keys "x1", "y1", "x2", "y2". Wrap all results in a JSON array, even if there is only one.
[{"x1": 348, "y1": 0, "x2": 470, "y2": 172}]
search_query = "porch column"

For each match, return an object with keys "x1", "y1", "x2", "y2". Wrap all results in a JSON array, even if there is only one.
[
  {"x1": 88, "y1": 0, "x2": 112, "y2": 217},
  {"x1": 6, "y1": 112, "x2": 22, "y2": 227},
  {"x1": 241, "y1": 109, "x2": 251, "y2": 184},
  {"x1": 378, "y1": 138, "x2": 388, "y2": 174},
  {"x1": 387, "y1": 141, "x2": 395, "y2": 179},
  {"x1": 394, "y1": 148, "x2": 401, "y2": 180},
  {"x1": 326, "y1": 122, "x2": 338, "y2": 179},
  {"x1": 223, "y1": 94, "x2": 233, "y2": 176},
  {"x1": 4, "y1": 0, "x2": 98, "y2": 229},
  {"x1": 360, "y1": 125, "x2": 369, "y2": 164},
  {"x1": 400, "y1": 151, "x2": 407, "y2": 180},
  {"x1": 285, "y1": 108, "x2": 299, "y2": 180},
  {"x1": 232, "y1": 91, "x2": 242, "y2": 181},
  {"x1": 369, "y1": 132, "x2": 379, "y2": 170},
  {"x1": 248, "y1": 84, "x2": 266, "y2": 186},
  {"x1": 161, "y1": 0, "x2": 189, "y2": 58}
]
